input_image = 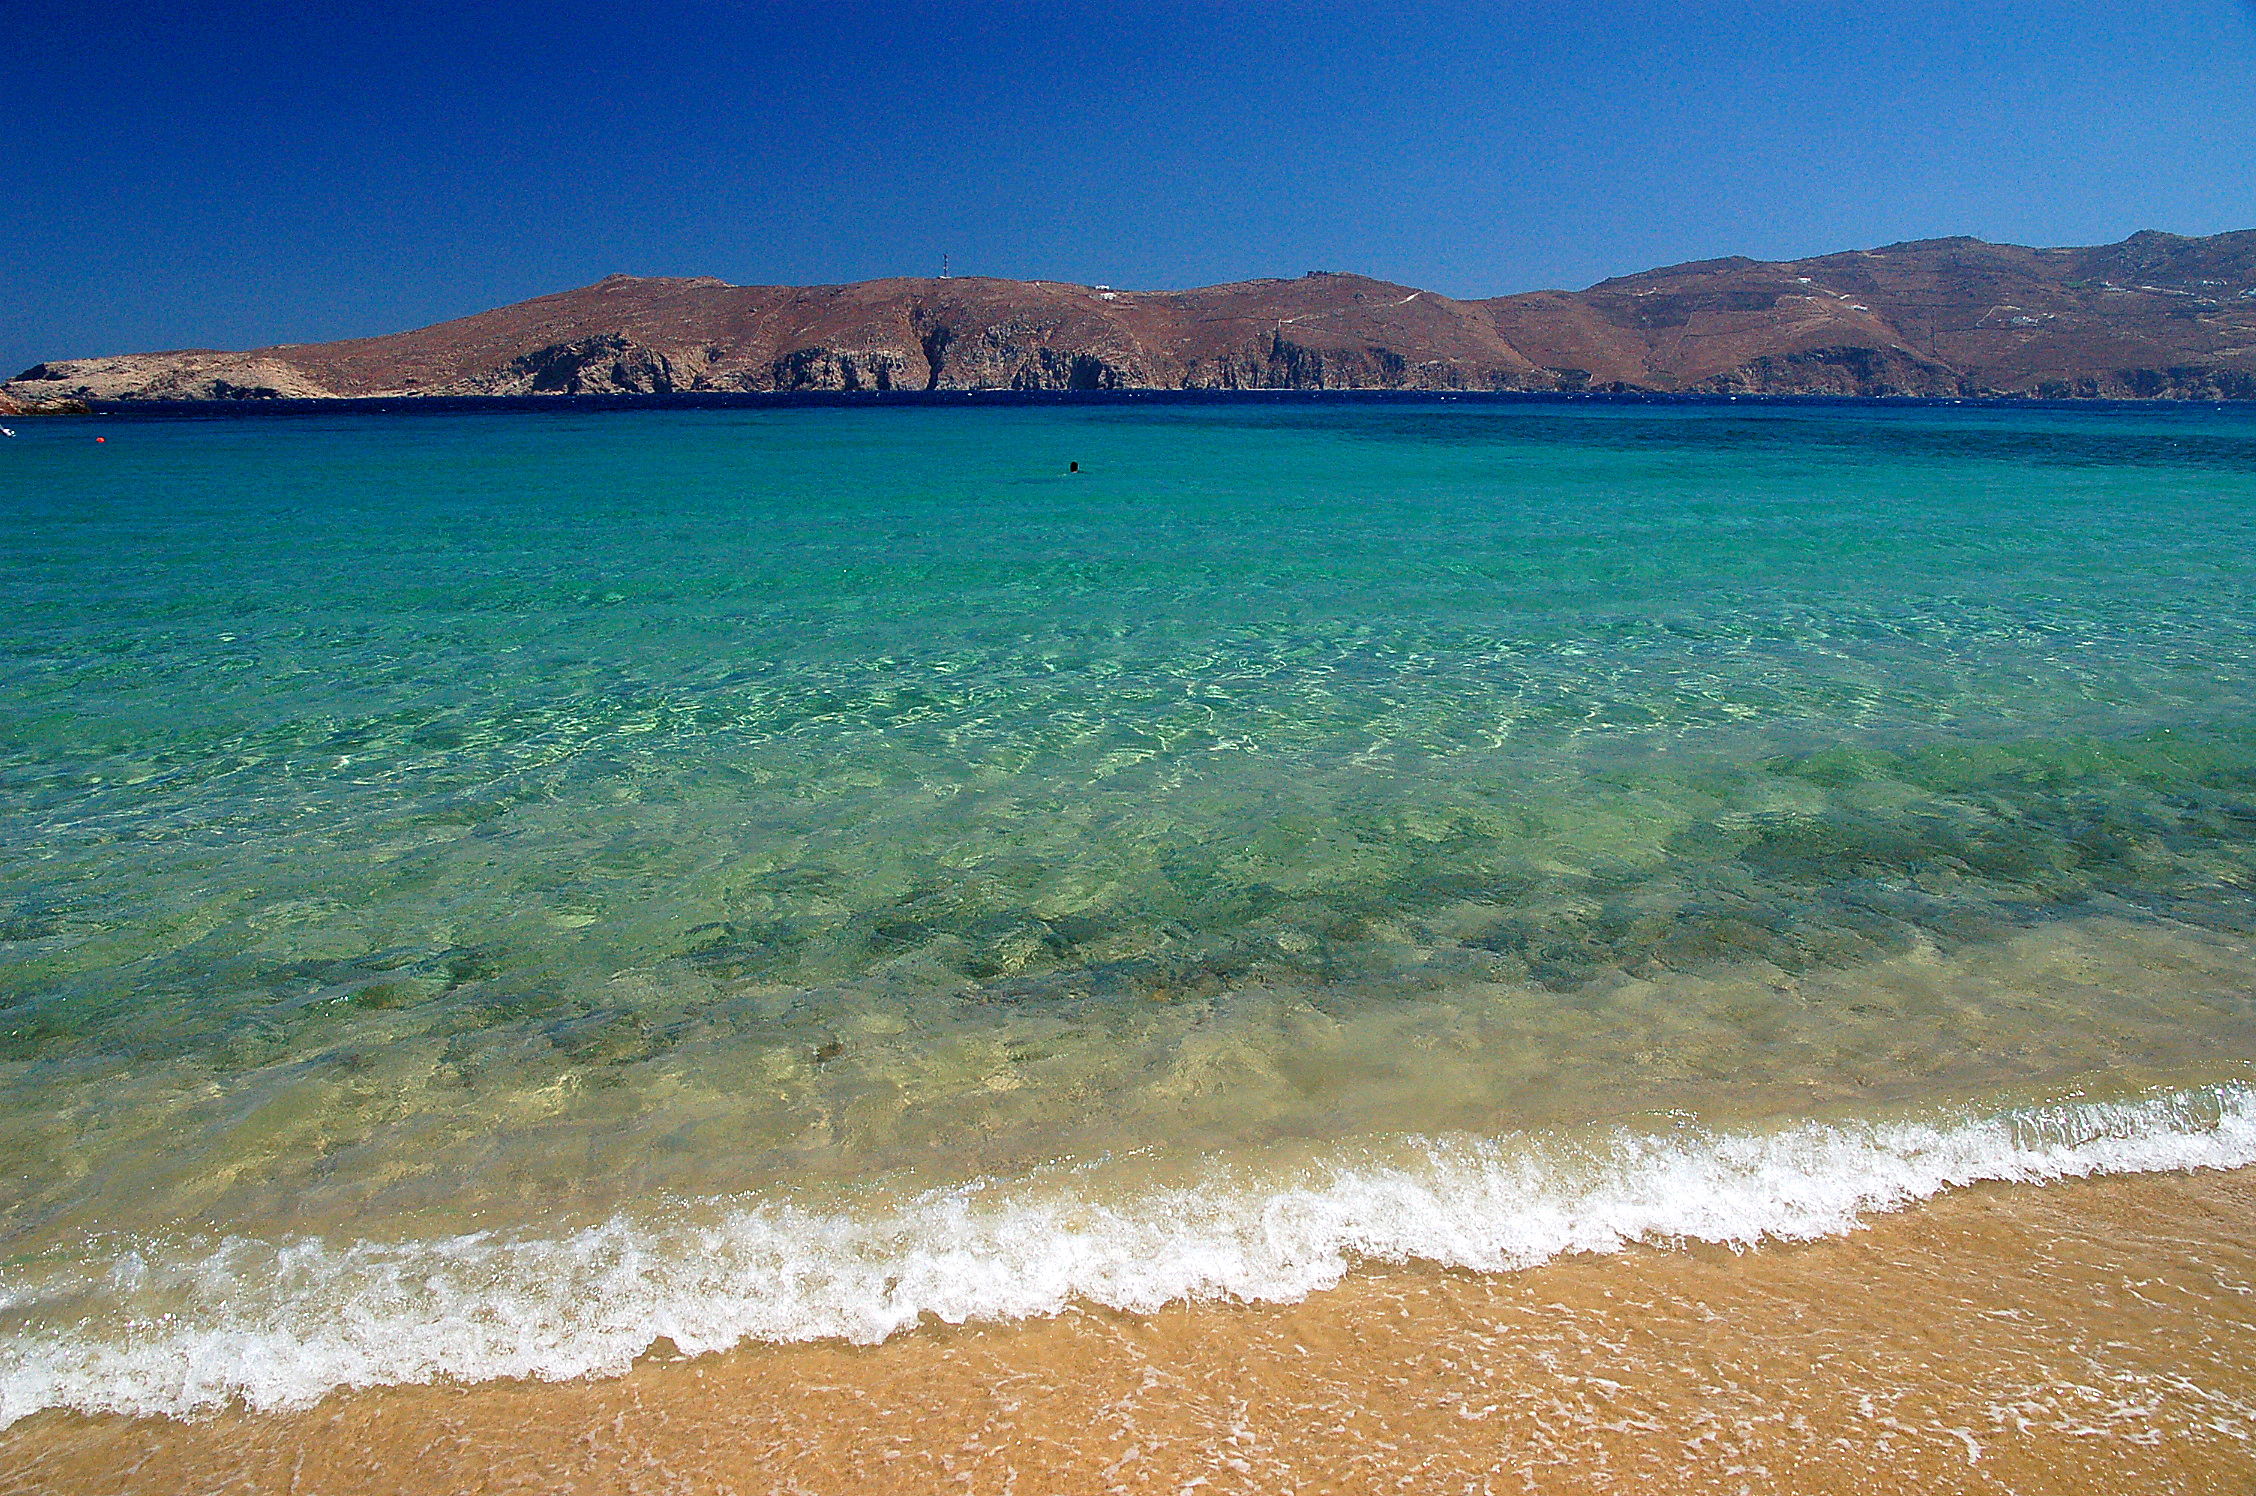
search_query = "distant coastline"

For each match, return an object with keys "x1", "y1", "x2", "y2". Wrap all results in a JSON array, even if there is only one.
[
  {"x1": 11, "y1": 227, "x2": 2256, "y2": 407},
  {"x1": 47, "y1": 388, "x2": 2256, "y2": 420}
]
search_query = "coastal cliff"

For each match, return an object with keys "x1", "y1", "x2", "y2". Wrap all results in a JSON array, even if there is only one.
[
  {"x1": 12, "y1": 228, "x2": 2256, "y2": 403},
  {"x1": 0, "y1": 388, "x2": 89, "y2": 416}
]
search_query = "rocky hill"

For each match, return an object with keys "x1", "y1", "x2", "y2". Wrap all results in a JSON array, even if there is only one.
[{"x1": 12, "y1": 228, "x2": 2256, "y2": 402}]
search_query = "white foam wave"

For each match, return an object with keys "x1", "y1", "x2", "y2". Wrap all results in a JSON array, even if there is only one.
[{"x1": 5, "y1": 1084, "x2": 2254, "y2": 1427}]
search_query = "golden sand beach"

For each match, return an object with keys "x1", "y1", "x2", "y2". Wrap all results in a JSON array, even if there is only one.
[{"x1": 8, "y1": 1161, "x2": 2251, "y2": 1496}]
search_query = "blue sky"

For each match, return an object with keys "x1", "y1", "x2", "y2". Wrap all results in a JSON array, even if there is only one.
[{"x1": 5, "y1": 1, "x2": 2254, "y2": 373}]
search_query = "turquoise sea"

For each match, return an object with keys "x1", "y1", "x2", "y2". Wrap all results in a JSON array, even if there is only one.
[{"x1": 5, "y1": 399, "x2": 2256, "y2": 1420}]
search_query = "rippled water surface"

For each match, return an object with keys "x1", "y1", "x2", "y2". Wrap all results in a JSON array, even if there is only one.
[{"x1": 4, "y1": 400, "x2": 2256, "y2": 1421}]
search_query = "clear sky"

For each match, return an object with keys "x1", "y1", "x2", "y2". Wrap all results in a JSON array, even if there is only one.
[{"x1": 6, "y1": 1, "x2": 2255, "y2": 374}]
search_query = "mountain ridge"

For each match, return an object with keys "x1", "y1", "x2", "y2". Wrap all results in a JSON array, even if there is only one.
[{"x1": 13, "y1": 228, "x2": 2256, "y2": 403}]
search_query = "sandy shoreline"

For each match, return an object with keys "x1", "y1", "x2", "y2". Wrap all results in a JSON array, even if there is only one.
[{"x1": 6, "y1": 1161, "x2": 2251, "y2": 1495}]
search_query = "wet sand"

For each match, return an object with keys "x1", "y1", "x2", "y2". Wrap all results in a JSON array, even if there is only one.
[{"x1": 7, "y1": 1162, "x2": 2252, "y2": 1495}]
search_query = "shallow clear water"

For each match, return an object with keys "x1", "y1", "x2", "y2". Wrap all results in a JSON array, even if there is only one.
[{"x1": 5, "y1": 400, "x2": 2256, "y2": 1419}]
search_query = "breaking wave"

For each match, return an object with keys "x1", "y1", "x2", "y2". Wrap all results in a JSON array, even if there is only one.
[{"x1": 6, "y1": 1082, "x2": 2255, "y2": 1427}]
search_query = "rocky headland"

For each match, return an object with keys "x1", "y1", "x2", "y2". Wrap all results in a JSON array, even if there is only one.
[
  {"x1": 0, "y1": 388, "x2": 90, "y2": 416},
  {"x1": 11, "y1": 228, "x2": 2256, "y2": 403}
]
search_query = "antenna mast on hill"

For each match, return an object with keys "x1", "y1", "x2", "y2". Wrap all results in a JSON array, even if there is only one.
[{"x1": 942, "y1": 253, "x2": 950, "y2": 279}]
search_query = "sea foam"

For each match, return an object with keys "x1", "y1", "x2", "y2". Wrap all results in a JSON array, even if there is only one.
[{"x1": 4, "y1": 1083, "x2": 2254, "y2": 1427}]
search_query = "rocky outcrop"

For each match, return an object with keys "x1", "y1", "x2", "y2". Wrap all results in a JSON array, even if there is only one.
[
  {"x1": 911, "y1": 317, "x2": 1148, "y2": 391},
  {"x1": 769, "y1": 346, "x2": 917, "y2": 392},
  {"x1": 473, "y1": 335, "x2": 678, "y2": 395},
  {"x1": 13, "y1": 228, "x2": 2256, "y2": 403},
  {"x1": 2035, "y1": 367, "x2": 2256, "y2": 401},
  {"x1": 1193, "y1": 332, "x2": 1535, "y2": 392},
  {"x1": 10, "y1": 352, "x2": 334, "y2": 401},
  {"x1": 1688, "y1": 345, "x2": 1970, "y2": 397},
  {"x1": 0, "y1": 388, "x2": 89, "y2": 415}
]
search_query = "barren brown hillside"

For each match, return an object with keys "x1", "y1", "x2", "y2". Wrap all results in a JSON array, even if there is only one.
[{"x1": 11, "y1": 228, "x2": 2256, "y2": 402}]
